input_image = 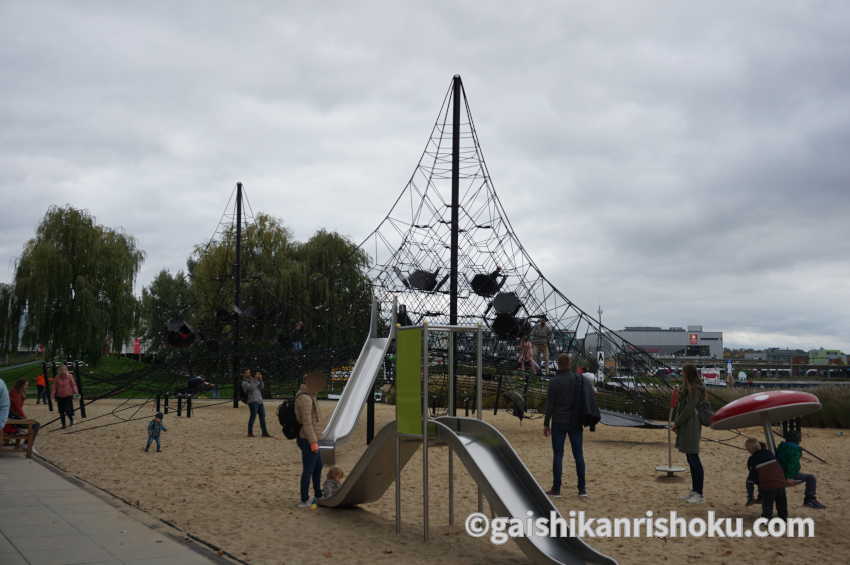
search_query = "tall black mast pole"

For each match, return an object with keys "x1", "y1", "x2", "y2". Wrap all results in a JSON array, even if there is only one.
[
  {"x1": 450, "y1": 75, "x2": 461, "y2": 326},
  {"x1": 449, "y1": 75, "x2": 461, "y2": 416},
  {"x1": 233, "y1": 182, "x2": 243, "y2": 408}
]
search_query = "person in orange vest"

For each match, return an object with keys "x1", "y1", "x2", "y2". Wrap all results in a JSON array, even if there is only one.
[{"x1": 35, "y1": 374, "x2": 47, "y2": 405}]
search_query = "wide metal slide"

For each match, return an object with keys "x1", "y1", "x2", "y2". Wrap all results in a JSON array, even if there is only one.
[{"x1": 320, "y1": 416, "x2": 615, "y2": 564}]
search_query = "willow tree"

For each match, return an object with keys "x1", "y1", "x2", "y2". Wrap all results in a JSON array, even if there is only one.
[
  {"x1": 0, "y1": 283, "x2": 21, "y2": 362},
  {"x1": 296, "y1": 229, "x2": 372, "y2": 353},
  {"x1": 14, "y1": 206, "x2": 144, "y2": 362}
]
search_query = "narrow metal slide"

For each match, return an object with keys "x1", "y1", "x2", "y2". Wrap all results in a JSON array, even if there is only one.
[{"x1": 319, "y1": 299, "x2": 396, "y2": 465}]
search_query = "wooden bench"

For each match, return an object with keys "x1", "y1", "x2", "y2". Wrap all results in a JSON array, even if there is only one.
[{"x1": 1, "y1": 418, "x2": 40, "y2": 458}]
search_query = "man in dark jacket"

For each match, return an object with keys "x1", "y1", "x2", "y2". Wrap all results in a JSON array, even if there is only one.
[{"x1": 544, "y1": 354, "x2": 599, "y2": 497}]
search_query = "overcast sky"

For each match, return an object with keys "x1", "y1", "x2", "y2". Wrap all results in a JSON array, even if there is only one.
[{"x1": 2, "y1": 2, "x2": 849, "y2": 351}]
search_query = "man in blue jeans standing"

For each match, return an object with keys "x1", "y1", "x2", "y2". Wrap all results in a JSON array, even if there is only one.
[{"x1": 544, "y1": 354, "x2": 590, "y2": 497}]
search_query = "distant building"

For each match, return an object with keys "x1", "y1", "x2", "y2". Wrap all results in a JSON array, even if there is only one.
[
  {"x1": 808, "y1": 348, "x2": 846, "y2": 365},
  {"x1": 765, "y1": 348, "x2": 808, "y2": 364},
  {"x1": 585, "y1": 324, "x2": 723, "y2": 359},
  {"x1": 744, "y1": 350, "x2": 767, "y2": 361}
]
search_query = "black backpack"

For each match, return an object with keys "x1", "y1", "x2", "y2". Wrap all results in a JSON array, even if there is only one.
[{"x1": 278, "y1": 392, "x2": 305, "y2": 440}]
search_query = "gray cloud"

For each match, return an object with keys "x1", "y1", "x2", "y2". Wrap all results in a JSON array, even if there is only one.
[{"x1": 1, "y1": 1, "x2": 849, "y2": 350}]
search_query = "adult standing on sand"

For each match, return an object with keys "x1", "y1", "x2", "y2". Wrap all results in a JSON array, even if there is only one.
[
  {"x1": 295, "y1": 372, "x2": 325, "y2": 508},
  {"x1": 241, "y1": 369, "x2": 271, "y2": 437},
  {"x1": 530, "y1": 317, "x2": 553, "y2": 374},
  {"x1": 673, "y1": 364, "x2": 706, "y2": 504},
  {"x1": 543, "y1": 354, "x2": 594, "y2": 497},
  {"x1": 52, "y1": 364, "x2": 78, "y2": 429}
]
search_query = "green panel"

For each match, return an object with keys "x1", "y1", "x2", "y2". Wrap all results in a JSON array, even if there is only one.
[{"x1": 396, "y1": 327, "x2": 423, "y2": 435}]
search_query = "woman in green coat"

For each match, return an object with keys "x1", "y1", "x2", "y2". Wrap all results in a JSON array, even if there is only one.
[{"x1": 673, "y1": 364, "x2": 706, "y2": 504}]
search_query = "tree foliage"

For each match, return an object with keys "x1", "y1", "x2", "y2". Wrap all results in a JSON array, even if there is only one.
[
  {"x1": 180, "y1": 213, "x2": 371, "y2": 358},
  {"x1": 14, "y1": 206, "x2": 144, "y2": 362},
  {"x1": 139, "y1": 270, "x2": 192, "y2": 350},
  {"x1": 0, "y1": 283, "x2": 21, "y2": 356}
]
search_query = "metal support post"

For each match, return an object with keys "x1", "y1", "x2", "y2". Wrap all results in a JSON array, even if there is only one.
[
  {"x1": 367, "y1": 381, "x2": 376, "y2": 444},
  {"x1": 48, "y1": 362, "x2": 56, "y2": 412},
  {"x1": 447, "y1": 330, "x2": 455, "y2": 528},
  {"x1": 476, "y1": 326, "x2": 483, "y2": 513},
  {"x1": 422, "y1": 324, "x2": 429, "y2": 542},
  {"x1": 74, "y1": 361, "x2": 86, "y2": 418},
  {"x1": 395, "y1": 430, "x2": 401, "y2": 535}
]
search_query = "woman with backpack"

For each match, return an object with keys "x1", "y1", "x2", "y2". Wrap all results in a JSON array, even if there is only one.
[
  {"x1": 673, "y1": 364, "x2": 707, "y2": 504},
  {"x1": 294, "y1": 372, "x2": 325, "y2": 508}
]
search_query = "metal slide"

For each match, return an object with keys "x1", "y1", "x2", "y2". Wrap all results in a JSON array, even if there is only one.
[
  {"x1": 432, "y1": 417, "x2": 617, "y2": 565},
  {"x1": 318, "y1": 421, "x2": 419, "y2": 507},
  {"x1": 320, "y1": 417, "x2": 616, "y2": 565},
  {"x1": 319, "y1": 299, "x2": 396, "y2": 465}
]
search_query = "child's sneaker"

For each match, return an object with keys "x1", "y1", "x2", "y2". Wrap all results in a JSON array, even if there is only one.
[
  {"x1": 680, "y1": 491, "x2": 697, "y2": 500},
  {"x1": 745, "y1": 497, "x2": 757, "y2": 506},
  {"x1": 545, "y1": 488, "x2": 561, "y2": 497},
  {"x1": 804, "y1": 499, "x2": 826, "y2": 509},
  {"x1": 296, "y1": 499, "x2": 313, "y2": 508},
  {"x1": 686, "y1": 493, "x2": 705, "y2": 504}
]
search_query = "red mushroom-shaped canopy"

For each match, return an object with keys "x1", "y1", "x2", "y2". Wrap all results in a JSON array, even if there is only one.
[{"x1": 710, "y1": 390, "x2": 821, "y2": 430}]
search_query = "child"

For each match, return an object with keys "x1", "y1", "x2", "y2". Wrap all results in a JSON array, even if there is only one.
[
  {"x1": 517, "y1": 337, "x2": 539, "y2": 375},
  {"x1": 776, "y1": 430, "x2": 826, "y2": 509},
  {"x1": 745, "y1": 440, "x2": 765, "y2": 506},
  {"x1": 745, "y1": 437, "x2": 788, "y2": 520},
  {"x1": 35, "y1": 373, "x2": 47, "y2": 404},
  {"x1": 145, "y1": 412, "x2": 167, "y2": 452},
  {"x1": 322, "y1": 467, "x2": 344, "y2": 499}
]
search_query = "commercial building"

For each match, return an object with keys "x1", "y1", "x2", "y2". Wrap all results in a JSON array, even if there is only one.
[{"x1": 585, "y1": 324, "x2": 723, "y2": 359}]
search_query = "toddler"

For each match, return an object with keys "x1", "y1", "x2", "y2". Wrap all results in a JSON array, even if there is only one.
[
  {"x1": 322, "y1": 467, "x2": 345, "y2": 499},
  {"x1": 145, "y1": 412, "x2": 167, "y2": 452}
]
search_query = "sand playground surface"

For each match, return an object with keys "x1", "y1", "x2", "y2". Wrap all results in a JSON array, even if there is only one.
[{"x1": 25, "y1": 399, "x2": 850, "y2": 565}]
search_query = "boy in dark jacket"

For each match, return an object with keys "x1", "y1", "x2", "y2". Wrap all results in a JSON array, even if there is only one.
[
  {"x1": 745, "y1": 438, "x2": 788, "y2": 519},
  {"x1": 776, "y1": 430, "x2": 826, "y2": 509}
]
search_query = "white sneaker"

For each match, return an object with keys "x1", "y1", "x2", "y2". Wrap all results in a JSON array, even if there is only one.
[
  {"x1": 686, "y1": 493, "x2": 705, "y2": 504},
  {"x1": 296, "y1": 498, "x2": 315, "y2": 508},
  {"x1": 680, "y1": 491, "x2": 697, "y2": 500}
]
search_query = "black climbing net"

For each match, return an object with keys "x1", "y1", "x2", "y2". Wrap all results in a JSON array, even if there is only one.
[{"x1": 359, "y1": 78, "x2": 676, "y2": 419}]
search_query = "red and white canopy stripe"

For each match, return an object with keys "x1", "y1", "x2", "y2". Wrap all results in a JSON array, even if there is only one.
[{"x1": 710, "y1": 390, "x2": 821, "y2": 430}]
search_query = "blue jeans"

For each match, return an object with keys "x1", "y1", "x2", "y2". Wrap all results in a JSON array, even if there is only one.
[
  {"x1": 145, "y1": 436, "x2": 161, "y2": 451},
  {"x1": 686, "y1": 453, "x2": 704, "y2": 495},
  {"x1": 551, "y1": 424, "x2": 585, "y2": 492},
  {"x1": 248, "y1": 402, "x2": 269, "y2": 435},
  {"x1": 791, "y1": 472, "x2": 817, "y2": 502},
  {"x1": 297, "y1": 438, "x2": 323, "y2": 502}
]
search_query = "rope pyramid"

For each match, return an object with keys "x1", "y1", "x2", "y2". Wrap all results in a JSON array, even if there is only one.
[{"x1": 359, "y1": 78, "x2": 673, "y2": 409}]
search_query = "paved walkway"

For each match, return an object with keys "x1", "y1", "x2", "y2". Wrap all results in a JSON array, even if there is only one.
[{"x1": 0, "y1": 454, "x2": 227, "y2": 565}]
